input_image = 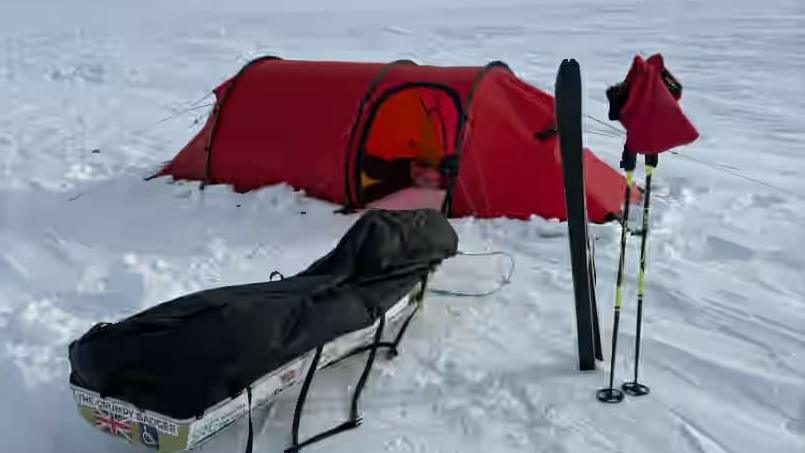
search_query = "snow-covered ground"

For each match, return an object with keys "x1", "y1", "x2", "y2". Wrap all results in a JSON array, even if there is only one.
[{"x1": 2, "y1": 0, "x2": 804, "y2": 452}]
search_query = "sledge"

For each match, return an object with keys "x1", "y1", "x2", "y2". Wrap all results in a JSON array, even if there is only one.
[{"x1": 68, "y1": 209, "x2": 458, "y2": 452}]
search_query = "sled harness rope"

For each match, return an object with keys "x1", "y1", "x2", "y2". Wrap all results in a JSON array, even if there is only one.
[{"x1": 426, "y1": 250, "x2": 515, "y2": 298}]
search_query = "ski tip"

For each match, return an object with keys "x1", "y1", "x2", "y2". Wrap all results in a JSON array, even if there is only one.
[{"x1": 560, "y1": 58, "x2": 580, "y2": 69}]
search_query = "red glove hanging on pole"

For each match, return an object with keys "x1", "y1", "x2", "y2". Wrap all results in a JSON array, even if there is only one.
[
  {"x1": 598, "y1": 54, "x2": 699, "y2": 404},
  {"x1": 607, "y1": 54, "x2": 699, "y2": 154}
]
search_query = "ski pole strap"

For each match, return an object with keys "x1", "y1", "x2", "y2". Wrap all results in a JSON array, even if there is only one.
[
  {"x1": 620, "y1": 147, "x2": 637, "y2": 171},
  {"x1": 606, "y1": 82, "x2": 628, "y2": 121}
]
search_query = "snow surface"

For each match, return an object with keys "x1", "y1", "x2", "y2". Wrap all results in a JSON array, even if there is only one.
[{"x1": 2, "y1": 0, "x2": 804, "y2": 452}]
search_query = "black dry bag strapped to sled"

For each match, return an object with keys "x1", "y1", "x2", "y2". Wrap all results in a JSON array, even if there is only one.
[{"x1": 68, "y1": 209, "x2": 458, "y2": 452}]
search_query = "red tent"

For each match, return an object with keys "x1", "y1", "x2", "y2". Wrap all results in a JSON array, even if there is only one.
[{"x1": 158, "y1": 57, "x2": 628, "y2": 222}]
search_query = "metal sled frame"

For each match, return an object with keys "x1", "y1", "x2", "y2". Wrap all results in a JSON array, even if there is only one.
[{"x1": 281, "y1": 281, "x2": 424, "y2": 452}]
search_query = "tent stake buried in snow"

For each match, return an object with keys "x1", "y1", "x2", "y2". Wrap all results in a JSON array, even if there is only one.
[
  {"x1": 596, "y1": 147, "x2": 636, "y2": 404},
  {"x1": 622, "y1": 153, "x2": 657, "y2": 397}
]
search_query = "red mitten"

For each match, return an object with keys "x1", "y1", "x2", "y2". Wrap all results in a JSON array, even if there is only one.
[{"x1": 618, "y1": 54, "x2": 699, "y2": 154}]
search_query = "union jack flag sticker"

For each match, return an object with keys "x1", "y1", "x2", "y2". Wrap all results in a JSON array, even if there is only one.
[{"x1": 94, "y1": 409, "x2": 132, "y2": 442}]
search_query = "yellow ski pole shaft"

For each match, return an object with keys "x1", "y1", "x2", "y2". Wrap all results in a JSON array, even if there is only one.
[
  {"x1": 597, "y1": 148, "x2": 635, "y2": 403},
  {"x1": 623, "y1": 153, "x2": 657, "y2": 396}
]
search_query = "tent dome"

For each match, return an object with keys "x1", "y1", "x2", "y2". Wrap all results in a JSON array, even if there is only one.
[{"x1": 158, "y1": 57, "x2": 627, "y2": 222}]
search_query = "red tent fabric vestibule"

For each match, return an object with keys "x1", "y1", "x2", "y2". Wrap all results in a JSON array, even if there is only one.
[{"x1": 159, "y1": 57, "x2": 628, "y2": 222}]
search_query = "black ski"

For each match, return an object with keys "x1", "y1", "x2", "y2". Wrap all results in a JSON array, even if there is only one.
[{"x1": 555, "y1": 59, "x2": 603, "y2": 371}]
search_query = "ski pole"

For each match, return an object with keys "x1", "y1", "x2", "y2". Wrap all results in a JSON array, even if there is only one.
[
  {"x1": 597, "y1": 148, "x2": 636, "y2": 403},
  {"x1": 622, "y1": 153, "x2": 657, "y2": 396}
]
